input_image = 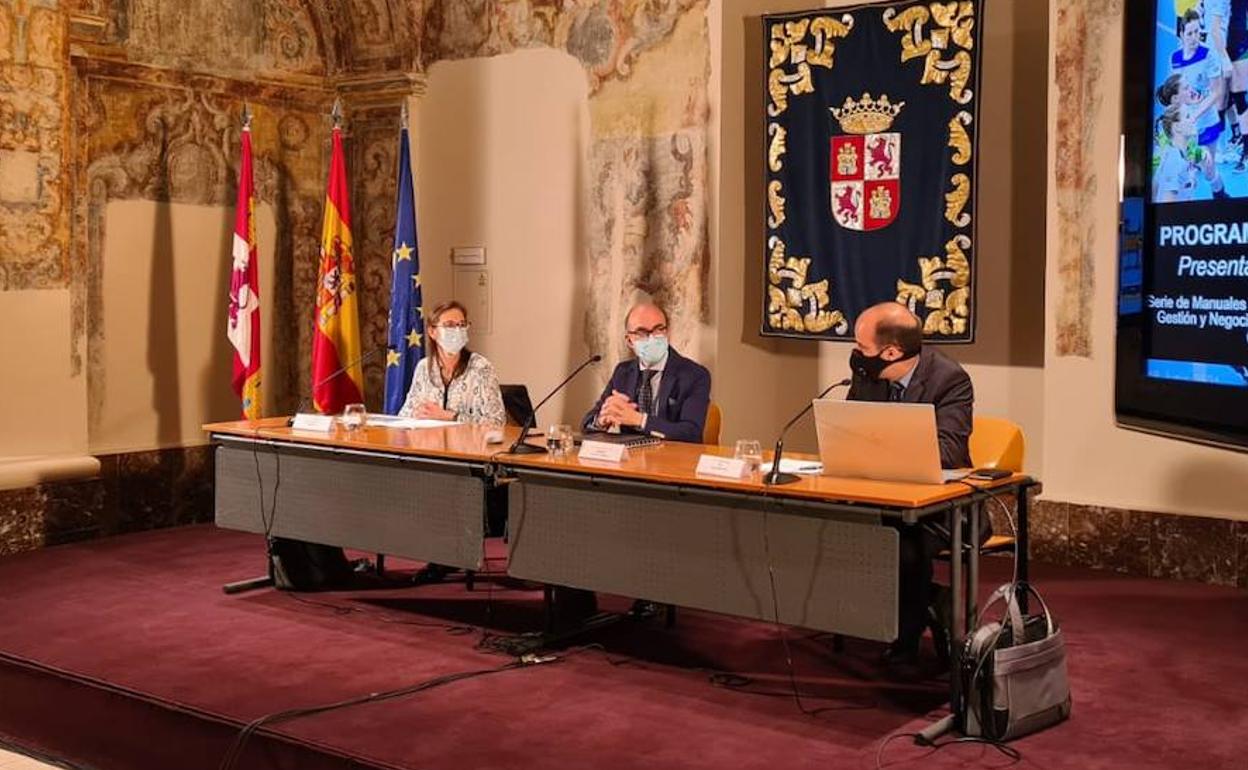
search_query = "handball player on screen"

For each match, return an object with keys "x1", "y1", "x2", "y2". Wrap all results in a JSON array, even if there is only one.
[{"x1": 1165, "y1": 8, "x2": 1231, "y2": 200}]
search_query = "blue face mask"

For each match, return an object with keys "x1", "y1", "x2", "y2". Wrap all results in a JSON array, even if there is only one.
[{"x1": 634, "y1": 334, "x2": 669, "y2": 367}]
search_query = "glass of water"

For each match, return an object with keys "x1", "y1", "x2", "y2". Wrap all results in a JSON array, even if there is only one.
[
  {"x1": 341, "y1": 403, "x2": 366, "y2": 431},
  {"x1": 734, "y1": 439, "x2": 763, "y2": 477},
  {"x1": 547, "y1": 424, "x2": 574, "y2": 456}
]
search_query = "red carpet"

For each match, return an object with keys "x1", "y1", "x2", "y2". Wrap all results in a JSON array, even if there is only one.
[{"x1": 0, "y1": 525, "x2": 1244, "y2": 769}]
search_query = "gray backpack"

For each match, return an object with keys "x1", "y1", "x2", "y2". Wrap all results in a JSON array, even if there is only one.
[{"x1": 960, "y1": 583, "x2": 1072, "y2": 741}]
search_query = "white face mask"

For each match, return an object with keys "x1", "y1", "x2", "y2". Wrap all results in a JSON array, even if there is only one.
[
  {"x1": 437, "y1": 326, "x2": 469, "y2": 355},
  {"x1": 633, "y1": 334, "x2": 669, "y2": 367}
]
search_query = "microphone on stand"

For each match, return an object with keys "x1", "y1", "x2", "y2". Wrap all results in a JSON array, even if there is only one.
[
  {"x1": 507, "y1": 354, "x2": 603, "y2": 455},
  {"x1": 763, "y1": 378, "x2": 851, "y2": 485},
  {"x1": 287, "y1": 346, "x2": 385, "y2": 425}
]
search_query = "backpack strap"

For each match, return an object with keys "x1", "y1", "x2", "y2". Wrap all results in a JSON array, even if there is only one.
[
  {"x1": 977, "y1": 582, "x2": 1056, "y2": 643},
  {"x1": 1007, "y1": 583, "x2": 1056, "y2": 637}
]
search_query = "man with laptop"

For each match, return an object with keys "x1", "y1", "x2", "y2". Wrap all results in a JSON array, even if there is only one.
[
  {"x1": 843, "y1": 301, "x2": 975, "y2": 664},
  {"x1": 844, "y1": 302, "x2": 973, "y2": 468}
]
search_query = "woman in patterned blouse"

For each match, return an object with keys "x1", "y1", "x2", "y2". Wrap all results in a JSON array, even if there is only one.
[{"x1": 398, "y1": 300, "x2": 505, "y2": 426}]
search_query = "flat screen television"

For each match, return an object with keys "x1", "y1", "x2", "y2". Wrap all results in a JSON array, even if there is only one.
[{"x1": 1117, "y1": 0, "x2": 1248, "y2": 451}]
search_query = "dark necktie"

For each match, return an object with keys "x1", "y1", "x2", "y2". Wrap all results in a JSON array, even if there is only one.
[
  {"x1": 637, "y1": 370, "x2": 657, "y2": 414},
  {"x1": 889, "y1": 382, "x2": 905, "y2": 402}
]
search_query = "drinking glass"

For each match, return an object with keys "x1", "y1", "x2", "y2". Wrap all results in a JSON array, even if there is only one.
[
  {"x1": 547, "y1": 424, "x2": 574, "y2": 456},
  {"x1": 734, "y1": 439, "x2": 763, "y2": 476},
  {"x1": 341, "y1": 403, "x2": 367, "y2": 431}
]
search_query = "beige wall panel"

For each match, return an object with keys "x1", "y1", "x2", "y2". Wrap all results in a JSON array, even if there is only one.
[
  {"x1": 0, "y1": 289, "x2": 87, "y2": 457},
  {"x1": 711, "y1": 0, "x2": 827, "y2": 453},
  {"x1": 92, "y1": 200, "x2": 279, "y2": 454},
  {"x1": 414, "y1": 49, "x2": 598, "y2": 426}
]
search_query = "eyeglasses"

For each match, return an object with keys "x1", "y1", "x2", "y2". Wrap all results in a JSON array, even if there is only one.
[
  {"x1": 625, "y1": 323, "x2": 667, "y2": 341},
  {"x1": 436, "y1": 321, "x2": 471, "y2": 330}
]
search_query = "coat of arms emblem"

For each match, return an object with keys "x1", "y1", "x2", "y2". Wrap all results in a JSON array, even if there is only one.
[{"x1": 829, "y1": 93, "x2": 903, "y2": 232}]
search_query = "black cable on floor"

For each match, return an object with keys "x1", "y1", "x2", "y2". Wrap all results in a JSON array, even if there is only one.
[
  {"x1": 281, "y1": 591, "x2": 475, "y2": 635},
  {"x1": 562, "y1": 640, "x2": 876, "y2": 710},
  {"x1": 216, "y1": 656, "x2": 556, "y2": 770},
  {"x1": 874, "y1": 726, "x2": 1022, "y2": 769},
  {"x1": 755, "y1": 484, "x2": 868, "y2": 716},
  {"x1": 247, "y1": 425, "x2": 283, "y2": 574}
]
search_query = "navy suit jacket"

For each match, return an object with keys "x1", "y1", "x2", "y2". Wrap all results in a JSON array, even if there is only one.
[
  {"x1": 581, "y1": 347, "x2": 711, "y2": 443},
  {"x1": 847, "y1": 348, "x2": 974, "y2": 469}
]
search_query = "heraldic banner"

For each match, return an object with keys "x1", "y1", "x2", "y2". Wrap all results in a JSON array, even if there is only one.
[{"x1": 762, "y1": 1, "x2": 983, "y2": 342}]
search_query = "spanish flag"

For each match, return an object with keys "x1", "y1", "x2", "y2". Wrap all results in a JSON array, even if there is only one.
[
  {"x1": 227, "y1": 116, "x2": 262, "y2": 420},
  {"x1": 311, "y1": 122, "x2": 364, "y2": 414}
]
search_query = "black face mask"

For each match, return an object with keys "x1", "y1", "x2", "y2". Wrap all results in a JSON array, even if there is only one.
[{"x1": 850, "y1": 347, "x2": 917, "y2": 380}]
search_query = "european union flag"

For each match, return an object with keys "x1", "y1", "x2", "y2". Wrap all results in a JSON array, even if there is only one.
[{"x1": 383, "y1": 121, "x2": 424, "y2": 414}]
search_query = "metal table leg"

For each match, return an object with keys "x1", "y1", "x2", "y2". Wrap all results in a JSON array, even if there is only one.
[
  {"x1": 949, "y1": 502, "x2": 965, "y2": 730},
  {"x1": 918, "y1": 502, "x2": 968, "y2": 745},
  {"x1": 1017, "y1": 483, "x2": 1031, "y2": 614},
  {"x1": 968, "y1": 500, "x2": 981, "y2": 630}
]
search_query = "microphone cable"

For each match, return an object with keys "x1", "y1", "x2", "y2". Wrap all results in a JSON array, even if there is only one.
[
  {"x1": 279, "y1": 591, "x2": 475, "y2": 636},
  {"x1": 873, "y1": 727, "x2": 1021, "y2": 770},
  {"x1": 754, "y1": 480, "x2": 878, "y2": 716},
  {"x1": 215, "y1": 655, "x2": 558, "y2": 770}
]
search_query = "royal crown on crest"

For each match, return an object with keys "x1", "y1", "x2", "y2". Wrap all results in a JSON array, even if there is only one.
[{"x1": 830, "y1": 93, "x2": 905, "y2": 135}]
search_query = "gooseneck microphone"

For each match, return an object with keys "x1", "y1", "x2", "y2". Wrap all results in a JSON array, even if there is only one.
[
  {"x1": 286, "y1": 346, "x2": 385, "y2": 425},
  {"x1": 763, "y1": 378, "x2": 851, "y2": 485},
  {"x1": 507, "y1": 353, "x2": 603, "y2": 455}
]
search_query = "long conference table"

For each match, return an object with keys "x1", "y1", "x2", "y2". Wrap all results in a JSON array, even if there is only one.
[{"x1": 204, "y1": 417, "x2": 1036, "y2": 721}]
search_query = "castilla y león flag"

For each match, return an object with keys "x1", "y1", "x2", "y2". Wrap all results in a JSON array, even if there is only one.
[
  {"x1": 311, "y1": 124, "x2": 364, "y2": 414},
  {"x1": 228, "y1": 123, "x2": 262, "y2": 420},
  {"x1": 761, "y1": 2, "x2": 984, "y2": 342}
]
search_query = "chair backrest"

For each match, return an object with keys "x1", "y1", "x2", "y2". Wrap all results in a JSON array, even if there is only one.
[
  {"x1": 500, "y1": 384, "x2": 534, "y2": 427},
  {"x1": 969, "y1": 416, "x2": 1025, "y2": 472},
  {"x1": 703, "y1": 401, "x2": 722, "y2": 445}
]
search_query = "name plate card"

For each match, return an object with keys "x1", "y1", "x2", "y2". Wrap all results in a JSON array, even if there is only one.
[
  {"x1": 578, "y1": 440, "x2": 629, "y2": 463},
  {"x1": 695, "y1": 454, "x2": 749, "y2": 479},
  {"x1": 290, "y1": 413, "x2": 335, "y2": 432}
]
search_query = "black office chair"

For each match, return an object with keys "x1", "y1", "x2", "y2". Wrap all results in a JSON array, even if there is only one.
[{"x1": 501, "y1": 384, "x2": 535, "y2": 427}]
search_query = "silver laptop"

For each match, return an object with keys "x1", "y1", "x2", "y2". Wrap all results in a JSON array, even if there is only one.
[{"x1": 812, "y1": 399, "x2": 966, "y2": 484}]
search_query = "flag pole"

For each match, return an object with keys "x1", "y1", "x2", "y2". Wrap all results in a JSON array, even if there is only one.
[
  {"x1": 312, "y1": 95, "x2": 363, "y2": 415},
  {"x1": 229, "y1": 98, "x2": 262, "y2": 422},
  {"x1": 223, "y1": 97, "x2": 269, "y2": 593},
  {"x1": 400, "y1": 100, "x2": 408, "y2": 131}
]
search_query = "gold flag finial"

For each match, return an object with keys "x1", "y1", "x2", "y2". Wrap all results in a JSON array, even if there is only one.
[{"x1": 331, "y1": 98, "x2": 343, "y2": 128}]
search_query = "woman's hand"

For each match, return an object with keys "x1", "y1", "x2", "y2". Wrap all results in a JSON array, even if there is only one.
[{"x1": 414, "y1": 402, "x2": 457, "y2": 421}]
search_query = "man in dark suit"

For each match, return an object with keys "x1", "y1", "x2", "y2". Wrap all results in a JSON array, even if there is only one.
[
  {"x1": 847, "y1": 302, "x2": 975, "y2": 663},
  {"x1": 556, "y1": 302, "x2": 710, "y2": 624},
  {"x1": 582, "y1": 302, "x2": 711, "y2": 443},
  {"x1": 847, "y1": 303, "x2": 973, "y2": 468}
]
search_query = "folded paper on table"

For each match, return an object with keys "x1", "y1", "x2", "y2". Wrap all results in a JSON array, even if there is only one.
[{"x1": 365, "y1": 415, "x2": 461, "y2": 429}]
